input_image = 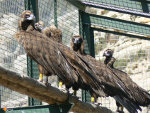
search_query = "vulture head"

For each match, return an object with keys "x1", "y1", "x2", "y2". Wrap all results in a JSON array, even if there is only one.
[
  {"x1": 34, "y1": 21, "x2": 44, "y2": 32},
  {"x1": 71, "y1": 35, "x2": 84, "y2": 52},
  {"x1": 42, "y1": 26, "x2": 62, "y2": 43},
  {"x1": 19, "y1": 10, "x2": 35, "y2": 31},
  {"x1": 103, "y1": 49, "x2": 114, "y2": 58}
]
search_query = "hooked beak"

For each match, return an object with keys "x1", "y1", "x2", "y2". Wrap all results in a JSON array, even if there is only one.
[
  {"x1": 103, "y1": 51, "x2": 109, "y2": 57},
  {"x1": 35, "y1": 25, "x2": 43, "y2": 31},
  {"x1": 73, "y1": 38, "x2": 79, "y2": 44},
  {"x1": 27, "y1": 14, "x2": 35, "y2": 20},
  {"x1": 39, "y1": 26, "x2": 43, "y2": 30}
]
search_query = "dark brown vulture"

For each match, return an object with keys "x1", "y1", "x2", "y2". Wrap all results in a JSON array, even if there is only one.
[
  {"x1": 71, "y1": 35, "x2": 98, "y2": 102},
  {"x1": 34, "y1": 21, "x2": 51, "y2": 84},
  {"x1": 42, "y1": 25, "x2": 62, "y2": 43},
  {"x1": 103, "y1": 49, "x2": 115, "y2": 68},
  {"x1": 103, "y1": 49, "x2": 123, "y2": 112},
  {"x1": 33, "y1": 21, "x2": 63, "y2": 86},
  {"x1": 42, "y1": 25, "x2": 62, "y2": 86},
  {"x1": 71, "y1": 35, "x2": 85, "y2": 55},
  {"x1": 15, "y1": 10, "x2": 150, "y2": 113}
]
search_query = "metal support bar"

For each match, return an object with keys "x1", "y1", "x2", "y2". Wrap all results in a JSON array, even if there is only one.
[
  {"x1": 81, "y1": 1, "x2": 150, "y2": 18},
  {"x1": 54, "y1": 0, "x2": 58, "y2": 27},
  {"x1": 81, "y1": 12, "x2": 150, "y2": 37},
  {"x1": 66, "y1": 0, "x2": 86, "y2": 11},
  {"x1": 79, "y1": 11, "x2": 95, "y2": 102}
]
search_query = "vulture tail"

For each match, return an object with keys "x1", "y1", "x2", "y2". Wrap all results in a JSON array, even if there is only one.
[{"x1": 114, "y1": 95, "x2": 141, "y2": 113}]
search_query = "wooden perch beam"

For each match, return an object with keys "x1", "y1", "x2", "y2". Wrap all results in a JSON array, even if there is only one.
[{"x1": 0, "y1": 66, "x2": 115, "y2": 113}]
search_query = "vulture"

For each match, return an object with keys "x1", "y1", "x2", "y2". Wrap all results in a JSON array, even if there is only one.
[
  {"x1": 103, "y1": 49, "x2": 123, "y2": 112},
  {"x1": 71, "y1": 35, "x2": 98, "y2": 102},
  {"x1": 15, "y1": 10, "x2": 150, "y2": 113},
  {"x1": 41, "y1": 25, "x2": 63, "y2": 87},
  {"x1": 33, "y1": 21, "x2": 49, "y2": 83},
  {"x1": 34, "y1": 21, "x2": 63, "y2": 87},
  {"x1": 71, "y1": 35, "x2": 85, "y2": 55}
]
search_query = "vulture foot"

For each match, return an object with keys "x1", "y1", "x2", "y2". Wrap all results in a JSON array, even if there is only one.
[
  {"x1": 44, "y1": 82, "x2": 51, "y2": 87},
  {"x1": 116, "y1": 106, "x2": 124, "y2": 113},
  {"x1": 38, "y1": 73, "x2": 43, "y2": 82}
]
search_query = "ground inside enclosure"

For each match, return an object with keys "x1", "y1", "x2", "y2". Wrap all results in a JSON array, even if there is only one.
[{"x1": 0, "y1": 0, "x2": 150, "y2": 113}]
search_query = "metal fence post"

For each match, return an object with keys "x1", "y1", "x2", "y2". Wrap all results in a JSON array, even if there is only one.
[{"x1": 79, "y1": 10, "x2": 95, "y2": 102}]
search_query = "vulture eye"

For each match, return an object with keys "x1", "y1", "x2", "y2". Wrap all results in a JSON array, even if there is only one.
[
  {"x1": 72, "y1": 38, "x2": 75, "y2": 42},
  {"x1": 49, "y1": 32, "x2": 52, "y2": 37}
]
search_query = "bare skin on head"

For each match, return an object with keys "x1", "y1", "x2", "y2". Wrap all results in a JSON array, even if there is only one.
[{"x1": 103, "y1": 49, "x2": 124, "y2": 113}]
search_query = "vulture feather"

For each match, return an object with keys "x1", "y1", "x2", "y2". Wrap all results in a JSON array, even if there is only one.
[
  {"x1": 34, "y1": 22, "x2": 62, "y2": 85},
  {"x1": 15, "y1": 11, "x2": 150, "y2": 113},
  {"x1": 71, "y1": 35, "x2": 100, "y2": 101},
  {"x1": 103, "y1": 49, "x2": 123, "y2": 112}
]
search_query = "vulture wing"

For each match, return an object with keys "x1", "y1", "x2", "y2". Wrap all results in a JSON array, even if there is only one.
[{"x1": 15, "y1": 30, "x2": 101, "y2": 92}]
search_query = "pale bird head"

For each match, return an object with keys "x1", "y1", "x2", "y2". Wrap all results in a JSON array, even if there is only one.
[
  {"x1": 21, "y1": 10, "x2": 35, "y2": 21},
  {"x1": 103, "y1": 49, "x2": 114, "y2": 57}
]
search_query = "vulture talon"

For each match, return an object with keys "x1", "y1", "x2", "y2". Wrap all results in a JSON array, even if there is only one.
[{"x1": 44, "y1": 82, "x2": 51, "y2": 87}]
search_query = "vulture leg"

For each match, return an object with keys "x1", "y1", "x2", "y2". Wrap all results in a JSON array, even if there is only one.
[
  {"x1": 38, "y1": 73, "x2": 43, "y2": 82},
  {"x1": 59, "y1": 81, "x2": 63, "y2": 89},
  {"x1": 42, "y1": 25, "x2": 63, "y2": 89},
  {"x1": 43, "y1": 76, "x2": 51, "y2": 86},
  {"x1": 116, "y1": 101, "x2": 124, "y2": 113},
  {"x1": 91, "y1": 96, "x2": 95, "y2": 103},
  {"x1": 73, "y1": 90, "x2": 77, "y2": 96}
]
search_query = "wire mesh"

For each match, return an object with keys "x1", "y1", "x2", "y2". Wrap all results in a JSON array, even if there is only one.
[
  {"x1": 0, "y1": 0, "x2": 28, "y2": 108},
  {"x1": 57, "y1": 0, "x2": 79, "y2": 45},
  {"x1": 80, "y1": 0, "x2": 150, "y2": 15},
  {"x1": 94, "y1": 30, "x2": 150, "y2": 113}
]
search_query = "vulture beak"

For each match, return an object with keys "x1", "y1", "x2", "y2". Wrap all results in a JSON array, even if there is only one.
[
  {"x1": 27, "y1": 14, "x2": 35, "y2": 20},
  {"x1": 103, "y1": 51, "x2": 109, "y2": 57},
  {"x1": 73, "y1": 38, "x2": 80, "y2": 45},
  {"x1": 35, "y1": 24, "x2": 43, "y2": 30}
]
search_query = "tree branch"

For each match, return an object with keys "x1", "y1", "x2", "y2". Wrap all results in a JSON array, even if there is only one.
[{"x1": 0, "y1": 66, "x2": 115, "y2": 113}]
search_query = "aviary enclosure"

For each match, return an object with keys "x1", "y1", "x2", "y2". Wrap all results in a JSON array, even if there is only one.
[{"x1": 0, "y1": 0, "x2": 150, "y2": 113}]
